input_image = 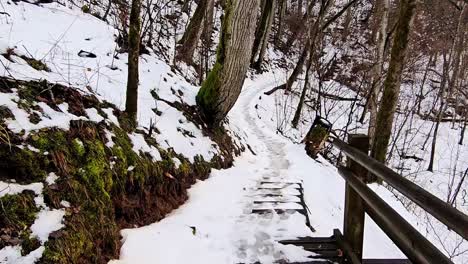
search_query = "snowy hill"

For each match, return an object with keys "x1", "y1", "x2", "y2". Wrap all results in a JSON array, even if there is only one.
[{"x1": 0, "y1": 1, "x2": 467, "y2": 264}]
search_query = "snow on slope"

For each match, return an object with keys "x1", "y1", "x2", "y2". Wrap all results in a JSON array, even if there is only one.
[
  {"x1": 0, "y1": 1, "x2": 219, "y2": 161},
  {"x1": 0, "y1": 2, "x2": 224, "y2": 263},
  {"x1": 1, "y1": 1, "x2": 466, "y2": 264}
]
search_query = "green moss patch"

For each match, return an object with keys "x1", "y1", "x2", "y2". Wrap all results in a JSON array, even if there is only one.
[
  {"x1": 0, "y1": 191, "x2": 40, "y2": 251},
  {"x1": 0, "y1": 76, "x2": 240, "y2": 263}
]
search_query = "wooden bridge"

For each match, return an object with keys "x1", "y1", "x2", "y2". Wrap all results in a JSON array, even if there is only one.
[{"x1": 250, "y1": 134, "x2": 468, "y2": 264}]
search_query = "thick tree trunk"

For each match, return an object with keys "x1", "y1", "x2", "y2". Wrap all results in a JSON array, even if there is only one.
[
  {"x1": 196, "y1": 0, "x2": 260, "y2": 126},
  {"x1": 367, "y1": 0, "x2": 389, "y2": 146},
  {"x1": 285, "y1": 43, "x2": 310, "y2": 91},
  {"x1": 252, "y1": 0, "x2": 276, "y2": 70},
  {"x1": 125, "y1": 0, "x2": 142, "y2": 128},
  {"x1": 176, "y1": 0, "x2": 210, "y2": 65},
  {"x1": 370, "y1": 0, "x2": 417, "y2": 163}
]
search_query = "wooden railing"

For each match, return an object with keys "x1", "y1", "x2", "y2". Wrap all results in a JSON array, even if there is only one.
[{"x1": 330, "y1": 134, "x2": 468, "y2": 264}]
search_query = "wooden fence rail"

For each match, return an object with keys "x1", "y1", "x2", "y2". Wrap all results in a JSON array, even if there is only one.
[{"x1": 330, "y1": 134, "x2": 468, "y2": 264}]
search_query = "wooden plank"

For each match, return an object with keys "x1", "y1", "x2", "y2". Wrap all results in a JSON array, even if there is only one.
[
  {"x1": 362, "y1": 259, "x2": 412, "y2": 264},
  {"x1": 295, "y1": 243, "x2": 338, "y2": 252},
  {"x1": 343, "y1": 134, "x2": 368, "y2": 261},
  {"x1": 280, "y1": 237, "x2": 337, "y2": 245},
  {"x1": 253, "y1": 201, "x2": 302, "y2": 204},
  {"x1": 332, "y1": 137, "x2": 468, "y2": 240},
  {"x1": 339, "y1": 167, "x2": 452, "y2": 264},
  {"x1": 251, "y1": 209, "x2": 307, "y2": 215}
]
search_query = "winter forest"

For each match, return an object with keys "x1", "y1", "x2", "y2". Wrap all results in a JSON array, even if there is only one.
[{"x1": 0, "y1": 0, "x2": 467, "y2": 263}]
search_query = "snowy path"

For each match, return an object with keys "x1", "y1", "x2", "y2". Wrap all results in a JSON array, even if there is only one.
[
  {"x1": 111, "y1": 77, "x2": 406, "y2": 264},
  {"x1": 110, "y1": 80, "x2": 318, "y2": 264},
  {"x1": 227, "y1": 81, "x2": 317, "y2": 263}
]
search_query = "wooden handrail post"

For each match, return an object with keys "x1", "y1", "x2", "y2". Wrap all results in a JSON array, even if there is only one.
[{"x1": 343, "y1": 134, "x2": 369, "y2": 261}]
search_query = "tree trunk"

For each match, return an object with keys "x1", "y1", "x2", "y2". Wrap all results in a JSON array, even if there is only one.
[
  {"x1": 291, "y1": 59, "x2": 312, "y2": 128},
  {"x1": 196, "y1": 0, "x2": 260, "y2": 126},
  {"x1": 102, "y1": 0, "x2": 112, "y2": 22},
  {"x1": 297, "y1": 0, "x2": 303, "y2": 16},
  {"x1": 370, "y1": 0, "x2": 417, "y2": 163},
  {"x1": 460, "y1": 115, "x2": 467, "y2": 145},
  {"x1": 448, "y1": 3, "x2": 467, "y2": 94},
  {"x1": 357, "y1": 0, "x2": 390, "y2": 146},
  {"x1": 252, "y1": 0, "x2": 276, "y2": 70},
  {"x1": 275, "y1": 0, "x2": 287, "y2": 47},
  {"x1": 285, "y1": 43, "x2": 310, "y2": 91},
  {"x1": 284, "y1": 1, "x2": 315, "y2": 50},
  {"x1": 200, "y1": 0, "x2": 215, "y2": 82},
  {"x1": 176, "y1": 0, "x2": 210, "y2": 65},
  {"x1": 291, "y1": 0, "x2": 335, "y2": 128},
  {"x1": 125, "y1": 0, "x2": 142, "y2": 128},
  {"x1": 282, "y1": 0, "x2": 354, "y2": 92},
  {"x1": 416, "y1": 54, "x2": 434, "y2": 115}
]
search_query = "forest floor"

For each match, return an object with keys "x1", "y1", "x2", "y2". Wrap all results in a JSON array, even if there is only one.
[{"x1": 110, "y1": 77, "x2": 408, "y2": 264}]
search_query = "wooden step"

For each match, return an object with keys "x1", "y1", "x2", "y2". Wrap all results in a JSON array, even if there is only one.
[
  {"x1": 251, "y1": 208, "x2": 307, "y2": 215},
  {"x1": 253, "y1": 201, "x2": 302, "y2": 204},
  {"x1": 362, "y1": 260, "x2": 411, "y2": 264},
  {"x1": 280, "y1": 237, "x2": 337, "y2": 245}
]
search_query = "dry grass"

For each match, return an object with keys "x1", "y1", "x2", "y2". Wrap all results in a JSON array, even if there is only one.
[{"x1": 0, "y1": 124, "x2": 11, "y2": 149}]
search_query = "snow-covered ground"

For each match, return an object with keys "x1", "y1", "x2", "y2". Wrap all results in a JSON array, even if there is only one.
[
  {"x1": 1, "y1": 1, "x2": 467, "y2": 263},
  {"x1": 109, "y1": 76, "x2": 411, "y2": 263},
  {"x1": 0, "y1": 2, "x2": 222, "y2": 262}
]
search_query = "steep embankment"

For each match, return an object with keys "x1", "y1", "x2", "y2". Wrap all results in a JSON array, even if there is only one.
[{"x1": 0, "y1": 2, "x2": 244, "y2": 263}]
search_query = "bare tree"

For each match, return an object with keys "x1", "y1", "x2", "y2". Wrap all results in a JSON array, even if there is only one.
[
  {"x1": 176, "y1": 0, "x2": 214, "y2": 65},
  {"x1": 371, "y1": 0, "x2": 418, "y2": 163},
  {"x1": 125, "y1": 0, "x2": 142, "y2": 128},
  {"x1": 251, "y1": 0, "x2": 276, "y2": 71}
]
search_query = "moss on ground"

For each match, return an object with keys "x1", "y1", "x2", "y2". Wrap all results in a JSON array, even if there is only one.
[
  {"x1": 0, "y1": 191, "x2": 39, "y2": 231},
  {"x1": 0, "y1": 77, "x2": 239, "y2": 263},
  {"x1": 0, "y1": 144, "x2": 49, "y2": 183}
]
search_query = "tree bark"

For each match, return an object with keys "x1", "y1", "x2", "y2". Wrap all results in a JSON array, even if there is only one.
[
  {"x1": 196, "y1": 0, "x2": 260, "y2": 126},
  {"x1": 252, "y1": 0, "x2": 276, "y2": 70},
  {"x1": 176, "y1": 0, "x2": 211, "y2": 65},
  {"x1": 370, "y1": 0, "x2": 417, "y2": 163},
  {"x1": 125, "y1": 0, "x2": 142, "y2": 128},
  {"x1": 275, "y1": 0, "x2": 287, "y2": 47},
  {"x1": 367, "y1": 0, "x2": 390, "y2": 146}
]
